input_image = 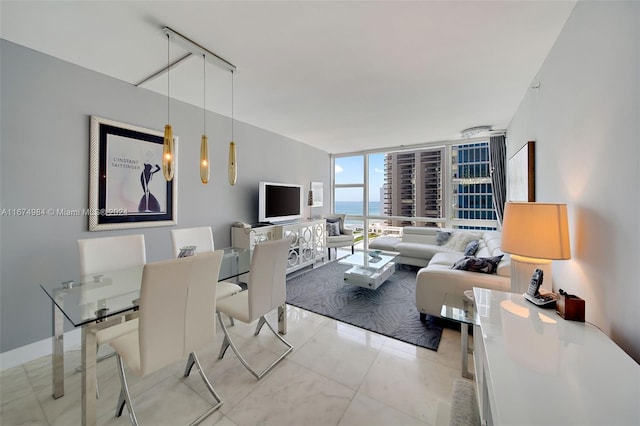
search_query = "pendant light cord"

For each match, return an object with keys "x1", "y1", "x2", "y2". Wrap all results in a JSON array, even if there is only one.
[
  {"x1": 231, "y1": 70, "x2": 234, "y2": 141},
  {"x1": 203, "y1": 54, "x2": 206, "y2": 135},
  {"x1": 166, "y1": 33, "x2": 170, "y2": 124}
]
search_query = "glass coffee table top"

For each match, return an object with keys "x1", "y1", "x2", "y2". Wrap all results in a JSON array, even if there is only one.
[
  {"x1": 338, "y1": 251, "x2": 397, "y2": 290},
  {"x1": 338, "y1": 251, "x2": 396, "y2": 271}
]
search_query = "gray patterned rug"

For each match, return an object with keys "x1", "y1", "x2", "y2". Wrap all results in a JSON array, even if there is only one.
[{"x1": 286, "y1": 261, "x2": 443, "y2": 351}]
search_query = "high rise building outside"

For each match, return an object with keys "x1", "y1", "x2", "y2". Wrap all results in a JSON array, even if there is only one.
[
  {"x1": 383, "y1": 142, "x2": 496, "y2": 229},
  {"x1": 383, "y1": 147, "x2": 444, "y2": 227}
]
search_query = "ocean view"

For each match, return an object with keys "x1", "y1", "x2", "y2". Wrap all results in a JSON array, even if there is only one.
[{"x1": 335, "y1": 201, "x2": 381, "y2": 216}]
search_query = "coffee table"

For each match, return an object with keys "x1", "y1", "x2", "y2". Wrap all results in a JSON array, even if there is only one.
[
  {"x1": 441, "y1": 292, "x2": 478, "y2": 379},
  {"x1": 338, "y1": 251, "x2": 396, "y2": 290}
]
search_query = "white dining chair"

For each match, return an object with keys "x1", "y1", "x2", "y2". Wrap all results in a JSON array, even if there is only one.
[
  {"x1": 79, "y1": 234, "x2": 146, "y2": 277},
  {"x1": 77, "y1": 234, "x2": 146, "y2": 394},
  {"x1": 216, "y1": 237, "x2": 293, "y2": 380},
  {"x1": 109, "y1": 251, "x2": 225, "y2": 425},
  {"x1": 171, "y1": 226, "x2": 242, "y2": 300}
]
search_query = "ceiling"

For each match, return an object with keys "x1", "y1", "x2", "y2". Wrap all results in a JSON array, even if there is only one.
[{"x1": 1, "y1": 1, "x2": 576, "y2": 154}]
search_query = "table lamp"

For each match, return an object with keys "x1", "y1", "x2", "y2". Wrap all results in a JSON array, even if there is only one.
[
  {"x1": 501, "y1": 202, "x2": 571, "y2": 294},
  {"x1": 307, "y1": 190, "x2": 314, "y2": 219}
]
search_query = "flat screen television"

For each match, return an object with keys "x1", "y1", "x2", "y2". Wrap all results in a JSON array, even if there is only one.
[{"x1": 258, "y1": 181, "x2": 303, "y2": 223}]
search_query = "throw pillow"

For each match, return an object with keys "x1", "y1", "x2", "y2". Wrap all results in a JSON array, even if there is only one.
[
  {"x1": 326, "y1": 217, "x2": 343, "y2": 234},
  {"x1": 436, "y1": 231, "x2": 452, "y2": 246},
  {"x1": 178, "y1": 245, "x2": 197, "y2": 258},
  {"x1": 326, "y1": 221, "x2": 341, "y2": 237},
  {"x1": 451, "y1": 255, "x2": 504, "y2": 274},
  {"x1": 444, "y1": 231, "x2": 483, "y2": 252},
  {"x1": 464, "y1": 240, "x2": 479, "y2": 256}
]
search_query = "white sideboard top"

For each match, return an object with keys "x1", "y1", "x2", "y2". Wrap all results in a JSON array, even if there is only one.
[{"x1": 473, "y1": 287, "x2": 640, "y2": 426}]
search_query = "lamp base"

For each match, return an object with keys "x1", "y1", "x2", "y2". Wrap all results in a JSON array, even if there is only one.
[{"x1": 510, "y1": 255, "x2": 553, "y2": 295}]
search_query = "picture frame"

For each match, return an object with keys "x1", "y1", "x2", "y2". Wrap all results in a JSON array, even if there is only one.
[
  {"x1": 89, "y1": 116, "x2": 178, "y2": 231},
  {"x1": 508, "y1": 141, "x2": 535, "y2": 202}
]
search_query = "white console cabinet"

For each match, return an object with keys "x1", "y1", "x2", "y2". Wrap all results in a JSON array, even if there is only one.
[
  {"x1": 472, "y1": 287, "x2": 640, "y2": 426},
  {"x1": 231, "y1": 225, "x2": 277, "y2": 250},
  {"x1": 231, "y1": 219, "x2": 325, "y2": 274}
]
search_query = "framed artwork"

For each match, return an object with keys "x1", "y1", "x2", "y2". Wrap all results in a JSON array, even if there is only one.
[
  {"x1": 508, "y1": 141, "x2": 535, "y2": 202},
  {"x1": 89, "y1": 116, "x2": 178, "y2": 231}
]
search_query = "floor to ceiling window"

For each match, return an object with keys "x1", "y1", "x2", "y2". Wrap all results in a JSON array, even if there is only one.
[
  {"x1": 450, "y1": 142, "x2": 497, "y2": 230},
  {"x1": 332, "y1": 139, "x2": 499, "y2": 250}
]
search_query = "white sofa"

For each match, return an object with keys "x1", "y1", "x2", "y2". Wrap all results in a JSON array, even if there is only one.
[
  {"x1": 415, "y1": 231, "x2": 511, "y2": 320},
  {"x1": 369, "y1": 226, "x2": 461, "y2": 266},
  {"x1": 370, "y1": 227, "x2": 511, "y2": 320}
]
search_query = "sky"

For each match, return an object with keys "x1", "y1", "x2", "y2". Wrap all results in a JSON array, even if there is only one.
[{"x1": 334, "y1": 153, "x2": 385, "y2": 202}]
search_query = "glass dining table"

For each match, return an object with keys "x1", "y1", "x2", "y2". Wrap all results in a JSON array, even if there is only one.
[{"x1": 39, "y1": 247, "x2": 285, "y2": 426}]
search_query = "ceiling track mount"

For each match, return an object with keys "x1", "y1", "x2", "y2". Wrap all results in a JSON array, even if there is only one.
[
  {"x1": 163, "y1": 26, "x2": 236, "y2": 72},
  {"x1": 135, "y1": 26, "x2": 236, "y2": 87}
]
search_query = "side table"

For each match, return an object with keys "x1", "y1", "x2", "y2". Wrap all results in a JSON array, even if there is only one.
[{"x1": 441, "y1": 292, "x2": 478, "y2": 379}]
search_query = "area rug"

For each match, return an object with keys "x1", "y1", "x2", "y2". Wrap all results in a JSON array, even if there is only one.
[{"x1": 286, "y1": 261, "x2": 443, "y2": 351}]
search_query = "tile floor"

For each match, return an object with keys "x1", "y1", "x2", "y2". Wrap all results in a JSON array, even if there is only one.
[{"x1": 0, "y1": 304, "x2": 470, "y2": 426}]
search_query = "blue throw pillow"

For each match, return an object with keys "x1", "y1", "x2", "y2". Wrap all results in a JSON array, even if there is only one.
[
  {"x1": 436, "y1": 231, "x2": 452, "y2": 246},
  {"x1": 326, "y1": 217, "x2": 344, "y2": 235},
  {"x1": 464, "y1": 240, "x2": 479, "y2": 256},
  {"x1": 326, "y1": 221, "x2": 340, "y2": 237},
  {"x1": 451, "y1": 255, "x2": 503, "y2": 274}
]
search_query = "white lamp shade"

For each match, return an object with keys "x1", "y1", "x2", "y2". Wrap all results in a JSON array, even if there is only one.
[{"x1": 501, "y1": 202, "x2": 571, "y2": 260}]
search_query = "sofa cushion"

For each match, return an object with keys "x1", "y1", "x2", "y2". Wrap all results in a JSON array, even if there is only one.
[
  {"x1": 496, "y1": 255, "x2": 511, "y2": 277},
  {"x1": 452, "y1": 255, "x2": 504, "y2": 274},
  {"x1": 429, "y1": 251, "x2": 465, "y2": 267},
  {"x1": 369, "y1": 236, "x2": 401, "y2": 251},
  {"x1": 396, "y1": 242, "x2": 448, "y2": 260},
  {"x1": 402, "y1": 227, "x2": 440, "y2": 245},
  {"x1": 444, "y1": 231, "x2": 483, "y2": 252},
  {"x1": 326, "y1": 234, "x2": 353, "y2": 243}
]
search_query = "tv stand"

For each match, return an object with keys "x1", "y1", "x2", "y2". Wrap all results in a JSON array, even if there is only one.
[
  {"x1": 251, "y1": 222, "x2": 273, "y2": 228},
  {"x1": 231, "y1": 219, "x2": 326, "y2": 274}
]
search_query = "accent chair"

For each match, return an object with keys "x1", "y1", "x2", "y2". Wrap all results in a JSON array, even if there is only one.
[{"x1": 323, "y1": 213, "x2": 355, "y2": 260}]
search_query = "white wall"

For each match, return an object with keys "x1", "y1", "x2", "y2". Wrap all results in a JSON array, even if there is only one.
[{"x1": 507, "y1": 1, "x2": 639, "y2": 361}]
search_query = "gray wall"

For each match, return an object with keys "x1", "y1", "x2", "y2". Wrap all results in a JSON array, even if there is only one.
[
  {"x1": 507, "y1": 1, "x2": 639, "y2": 361},
  {"x1": 0, "y1": 40, "x2": 330, "y2": 353}
]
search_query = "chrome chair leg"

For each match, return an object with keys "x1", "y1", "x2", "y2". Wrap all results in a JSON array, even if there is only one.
[
  {"x1": 187, "y1": 352, "x2": 223, "y2": 425},
  {"x1": 183, "y1": 352, "x2": 196, "y2": 377},
  {"x1": 115, "y1": 354, "x2": 138, "y2": 426},
  {"x1": 254, "y1": 316, "x2": 267, "y2": 335},
  {"x1": 217, "y1": 312, "x2": 293, "y2": 380}
]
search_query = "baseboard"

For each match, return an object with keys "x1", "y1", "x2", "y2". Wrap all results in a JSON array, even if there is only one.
[{"x1": 0, "y1": 328, "x2": 81, "y2": 371}]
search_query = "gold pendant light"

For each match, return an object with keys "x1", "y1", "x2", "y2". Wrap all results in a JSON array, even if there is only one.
[
  {"x1": 201, "y1": 135, "x2": 209, "y2": 184},
  {"x1": 228, "y1": 70, "x2": 237, "y2": 185},
  {"x1": 200, "y1": 54, "x2": 209, "y2": 184},
  {"x1": 162, "y1": 33, "x2": 175, "y2": 182},
  {"x1": 228, "y1": 141, "x2": 236, "y2": 185},
  {"x1": 153, "y1": 27, "x2": 238, "y2": 184}
]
